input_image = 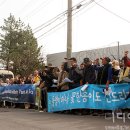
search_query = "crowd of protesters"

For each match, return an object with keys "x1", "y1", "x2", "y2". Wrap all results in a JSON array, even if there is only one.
[
  {"x1": 38, "y1": 50, "x2": 130, "y2": 114},
  {"x1": 0, "y1": 50, "x2": 130, "y2": 115}
]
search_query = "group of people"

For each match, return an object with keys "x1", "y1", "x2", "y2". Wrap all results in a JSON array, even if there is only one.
[
  {"x1": 0, "y1": 70, "x2": 41, "y2": 108},
  {"x1": 0, "y1": 50, "x2": 130, "y2": 114},
  {"x1": 37, "y1": 51, "x2": 130, "y2": 113}
]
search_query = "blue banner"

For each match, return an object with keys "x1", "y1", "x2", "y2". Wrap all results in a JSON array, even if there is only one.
[
  {"x1": 48, "y1": 84, "x2": 130, "y2": 112},
  {"x1": 0, "y1": 84, "x2": 36, "y2": 104}
]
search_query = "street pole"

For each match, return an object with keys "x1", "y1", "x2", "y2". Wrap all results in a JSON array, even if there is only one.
[{"x1": 67, "y1": 0, "x2": 72, "y2": 59}]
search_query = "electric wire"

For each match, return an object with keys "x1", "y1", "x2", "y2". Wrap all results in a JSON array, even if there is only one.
[
  {"x1": 33, "y1": 0, "x2": 89, "y2": 33},
  {"x1": 23, "y1": 0, "x2": 52, "y2": 19},
  {"x1": 94, "y1": 0, "x2": 130, "y2": 24},
  {"x1": 36, "y1": 0, "x2": 95, "y2": 39},
  {"x1": 36, "y1": 0, "x2": 130, "y2": 39}
]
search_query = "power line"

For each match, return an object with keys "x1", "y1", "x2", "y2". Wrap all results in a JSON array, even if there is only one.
[
  {"x1": 72, "y1": 0, "x2": 94, "y2": 17},
  {"x1": 37, "y1": 0, "x2": 130, "y2": 39},
  {"x1": 33, "y1": 10, "x2": 67, "y2": 33},
  {"x1": 36, "y1": 19, "x2": 67, "y2": 39},
  {"x1": 33, "y1": 0, "x2": 88, "y2": 33},
  {"x1": 28, "y1": 0, "x2": 52, "y2": 18},
  {"x1": 94, "y1": 0, "x2": 130, "y2": 24},
  {"x1": 36, "y1": 0, "x2": 93, "y2": 39},
  {"x1": 23, "y1": 0, "x2": 52, "y2": 20},
  {"x1": 16, "y1": 0, "x2": 36, "y2": 16},
  {"x1": 36, "y1": 0, "x2": 95, "y2": 39},
  {"x1": 72, "y1": 0, "x2": 103, "y2": 22},
  {"x1": 37, "y1": 19, "x2": 67, "y2": 41},
  {"x1": 37, "y1": 0, "x2": 103, "y2": 41}
]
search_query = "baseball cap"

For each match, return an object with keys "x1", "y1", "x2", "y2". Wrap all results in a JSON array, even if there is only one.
[
  {"x1": 83, "y1": 58, "x2": 90, "y2": 63},
  {"x1": 68, "y1": 57, "x2": 77, "y2": 62}
]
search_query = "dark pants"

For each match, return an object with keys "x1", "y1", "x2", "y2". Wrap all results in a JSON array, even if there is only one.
[{"x1": 41, "y1": 88, "x2": 47, "y2": 110}]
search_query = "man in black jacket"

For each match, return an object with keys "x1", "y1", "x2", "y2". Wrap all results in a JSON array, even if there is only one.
[
  {"x1": 96, "y1": 57, "x2": 112, "y2": 90},
  {"x1": 39, "y1": 66, "x2": 54, "y2": 111},
  {"x1": 64, "y1": 57, "x2": 82, "y2": 90},
  {"x1": 82, "y1": 58, "x2": 96, "y2": 85}
]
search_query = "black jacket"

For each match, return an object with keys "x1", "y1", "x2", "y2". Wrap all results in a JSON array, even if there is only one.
[
  {"x1": 39, "y1": 70, "x2": 53, "y2": 88},
  {"x1": 83, "y1": 65, "x2": 96, "y2": 84},
  {"x1": 64, "y1": 62, "x2": 82, "y2": 84},
  {"x1": 96, "y1": 64, "x2": 112, "y2": 85}
]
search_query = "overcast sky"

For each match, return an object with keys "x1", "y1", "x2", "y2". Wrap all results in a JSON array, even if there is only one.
[{"x1": 0, "y1": 0, "x2": 130, "y2": 56}]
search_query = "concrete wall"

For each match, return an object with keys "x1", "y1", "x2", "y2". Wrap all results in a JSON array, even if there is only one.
[
  {"x1": 47, "y1": 44, "x2": 130, "y2": 67},
  {"x1": 47, "y1": 52, "x2": 77, "y2": 67}
]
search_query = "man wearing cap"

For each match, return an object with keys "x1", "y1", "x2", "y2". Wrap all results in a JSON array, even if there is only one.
[
  {"x1": 82, "y1": 58, "x2": 96, "y2": 84},
  {"x1": 64, "y1": 57, "x2": 82, "y2": 89}
]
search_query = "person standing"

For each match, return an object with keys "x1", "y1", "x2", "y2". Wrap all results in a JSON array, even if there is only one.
[
  {"x1": 82, "y1": 58, "x2": 96, "y2": 85},
  {"x1": 96, "y1": 57, "x2": 112, "y2": 90},
  {"x1": 119, "y1": 51, "x2": 130, "y2": 82},
  {"x1": 95, "y1": 57, "x2": 112, "y2": 116},
  {"x1": 64, "y1": 57, "x2": 82, "y2": 90},
  {"x1": 122, "y1": 51, "x2": 130, "y2": 67},
  {"x1": 57, "y1": 62, "x2": 69, "y2": 91},
  {"x1": 82, "y1": 58, "x2": 96, "y2": 115},
  {"x1": 32, "y1": 70, "x2": 40, "y2": 86}
]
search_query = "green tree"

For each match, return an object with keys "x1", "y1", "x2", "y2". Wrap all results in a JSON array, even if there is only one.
[{"x1": 0, "y1": 14, "x2": 42, "y2": 76}]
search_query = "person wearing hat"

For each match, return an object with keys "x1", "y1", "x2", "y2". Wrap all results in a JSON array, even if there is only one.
[
  {"x1": 82, "y1": 58, "x2": 96, "y2": 84},
  {"x1": 80, "y1": 58, "x2": 96, "y2": 115}
]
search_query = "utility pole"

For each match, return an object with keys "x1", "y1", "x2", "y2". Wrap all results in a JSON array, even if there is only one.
[{"x1": 67, "y1": 0, "x2": 72, "y2": 59}]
